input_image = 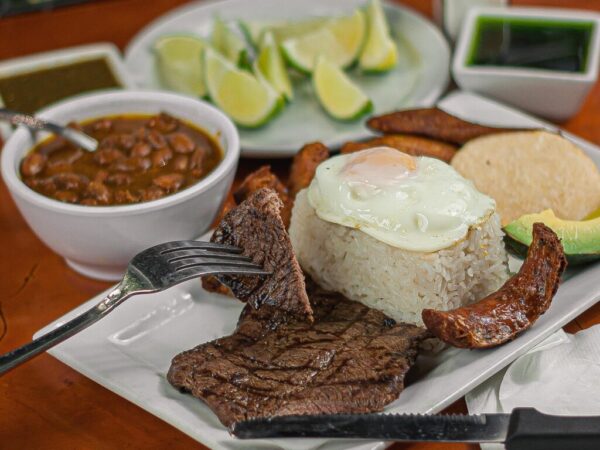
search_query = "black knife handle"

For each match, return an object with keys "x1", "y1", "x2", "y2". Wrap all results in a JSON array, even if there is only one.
[{"x1": 505, "y1": 408, "x2": 600, "y2": 450}]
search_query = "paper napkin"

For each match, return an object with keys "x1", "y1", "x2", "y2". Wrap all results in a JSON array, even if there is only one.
[{"x1": 466, "y1": 325, "x2": 600, "y2": 450}]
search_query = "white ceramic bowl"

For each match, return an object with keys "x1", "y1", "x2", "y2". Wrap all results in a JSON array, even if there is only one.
[
  {"x1": 1, "y1": 90, "x2": 239, "y2": 281},
  {"x1": 453, "y1": 7, "x2": 600, "y2": 121}
]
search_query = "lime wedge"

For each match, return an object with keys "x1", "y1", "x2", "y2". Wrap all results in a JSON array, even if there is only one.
[
  {"x1": 271, "y1": 18, "x2": 329, "y2": 42},
  {"x1": 256, "y1": 31, "x2": 293, "y2": 101},
  {"x1": 359, "y1": 0, "x2": 398, "y2": 72},
  {"x1": 327, "y1": 10, "x2": 367, "y2": 63},
  {"x1": 313, "y1": 56, "x2": 372, "y2": 121},
  {"x1": 281, "y1": 10, "x2": 366, "y2": 74},
  {"x1": 239, "y1": 18, "x2": 328, "y2": 47},
  {"x1": 238, "y1": 20, "x2": 264, "y2": 49},
  {"x1": 153, "y1": 34, "x2": 207, "y2": 97},
  {"x1": 204, "y1": 48, "x2": 282, "y2": 128},
  {"x1": 211, "y1": 17, "x2": 250, "y2": 68}
]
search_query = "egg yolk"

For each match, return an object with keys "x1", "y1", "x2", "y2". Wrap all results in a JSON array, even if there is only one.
[{"x1": 340, "y1": 147, "x2": 416, "y2": 186}]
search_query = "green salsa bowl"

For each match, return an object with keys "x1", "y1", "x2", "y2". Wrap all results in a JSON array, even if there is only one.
[{"x1": 452, "y1": 6, "x2": 600, "y2": 121}]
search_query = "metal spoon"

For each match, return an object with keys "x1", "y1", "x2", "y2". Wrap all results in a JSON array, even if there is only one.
[{"x1": 0, "y1": 108, "x2": 98, "y2": 151}]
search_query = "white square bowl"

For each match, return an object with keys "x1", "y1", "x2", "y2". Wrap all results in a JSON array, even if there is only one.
[
  {"x1": 0, "y1": 43, "x2": 137, "y2": 139},
  {"x1": 452, "y1": 7, "x2": 600, "y2": 121}
]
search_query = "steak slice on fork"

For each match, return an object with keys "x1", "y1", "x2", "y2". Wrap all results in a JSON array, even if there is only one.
[{"x1": 211, "y1": 187, "x2": 313, "y2": 322}]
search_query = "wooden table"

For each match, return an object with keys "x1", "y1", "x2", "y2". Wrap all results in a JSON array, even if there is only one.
[{"x1": 1, "y1": 1, "x2": 599, "y2": 448}]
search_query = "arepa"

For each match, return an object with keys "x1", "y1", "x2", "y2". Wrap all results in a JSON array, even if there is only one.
[{"x1": 452, "y1": 131, "x2": 600, "y2": 225}]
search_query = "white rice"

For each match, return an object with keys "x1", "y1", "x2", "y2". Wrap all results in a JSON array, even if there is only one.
[{"x1": 289, "y1": 190, "x2": 510, "y2": 326}]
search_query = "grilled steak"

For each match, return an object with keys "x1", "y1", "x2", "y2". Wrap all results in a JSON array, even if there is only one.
[
  {"x1": 211, "y1": 188, "x2": 313, "y2": 321},
  {"x1": 167, "y1": 280, "x2": 428, "y2": 427},
  {"x1": 201, "y1": 144, "x2": 327, "y2": 298}
]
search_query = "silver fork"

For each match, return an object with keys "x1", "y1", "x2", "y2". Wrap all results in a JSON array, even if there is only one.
[{"x1": 0, "y1": 240, "x2": 268, "y2": 376}]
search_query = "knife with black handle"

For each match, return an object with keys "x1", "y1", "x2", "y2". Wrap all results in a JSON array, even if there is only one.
[{"x1": 231, "y1": 408, "x2": 600, "y2": 450}]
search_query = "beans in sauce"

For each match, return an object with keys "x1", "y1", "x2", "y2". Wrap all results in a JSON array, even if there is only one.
[{"x1": 20, "y1": 113, "x2": 222, "y2": 206}]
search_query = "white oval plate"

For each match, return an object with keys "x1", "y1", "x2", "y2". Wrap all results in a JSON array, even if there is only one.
[{"x1": 124, "y1": 0, "x2": 450, "y2": 157}]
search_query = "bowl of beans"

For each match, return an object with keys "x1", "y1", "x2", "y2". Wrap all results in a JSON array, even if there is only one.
[{"x1": 1, "y1": 90, "x2": 239, "y2": 280}]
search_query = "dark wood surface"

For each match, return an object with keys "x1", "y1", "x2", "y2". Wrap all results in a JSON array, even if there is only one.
[{"x1": 1, "y1": 1, "x2": 599, "y2": 449}]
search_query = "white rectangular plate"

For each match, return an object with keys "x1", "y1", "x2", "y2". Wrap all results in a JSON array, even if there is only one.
[{"x1": 35, "y1": 91, "x2": 600, "y2": 450}]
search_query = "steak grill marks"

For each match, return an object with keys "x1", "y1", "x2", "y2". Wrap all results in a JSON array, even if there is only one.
[{"x1": 167, "y1": 280, "x2": 428, "y2": 427}]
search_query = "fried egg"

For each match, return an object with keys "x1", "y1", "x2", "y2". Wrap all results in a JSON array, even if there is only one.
[{"x1": 306, "y1": 147, "x2": 496, "y2": 252}]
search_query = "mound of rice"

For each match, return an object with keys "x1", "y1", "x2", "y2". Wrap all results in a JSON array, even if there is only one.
[{"x1": 289, "y1": 190, "x2": 510, "y2": 326}]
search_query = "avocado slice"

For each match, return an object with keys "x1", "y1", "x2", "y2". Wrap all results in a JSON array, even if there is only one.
[
  {"x1": 587, "y1": 206, "x2": 600, "y2": 220},
  {"x1": 504, "y1": 209, "x2": 600, "y2": 265}
]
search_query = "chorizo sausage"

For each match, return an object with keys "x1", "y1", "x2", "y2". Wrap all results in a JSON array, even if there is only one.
[
  {"x1": 287, "y1": 141, "x2": 329, "y2": 198},
  {"x1": 422, "y1": 223, "x2": 567, "y2": 349},
  {"x1": 234, "y1": 165, "x2": 292, "y2": 228}
]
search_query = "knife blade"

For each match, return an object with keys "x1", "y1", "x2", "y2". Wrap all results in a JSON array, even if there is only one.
[{"x1": 230, "y1": 408, "x2": 600, "y2": 450}]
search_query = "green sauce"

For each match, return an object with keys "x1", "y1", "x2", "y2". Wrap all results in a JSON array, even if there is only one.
[
  {"x1": 0, "y1": 58, "x2": 121, "y2": 114},
  {"x1": 467, "y1": 16, "x2": 595, "y2": 73}
]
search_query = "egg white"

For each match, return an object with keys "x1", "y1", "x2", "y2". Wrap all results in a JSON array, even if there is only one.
[{"x1": 307, "y1": 147, "x2": 496, "y2": 252}]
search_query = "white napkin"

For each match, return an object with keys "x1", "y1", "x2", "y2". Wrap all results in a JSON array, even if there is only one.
[{"x1": 466, "y1": 325, "x2": 600, "y2": 450}]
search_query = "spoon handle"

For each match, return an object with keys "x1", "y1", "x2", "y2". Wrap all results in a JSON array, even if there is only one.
[
  {"x1": 0, "y1": 107, "x2": 50, "y2": 130},
  {"x1": 0, "y1": 107, "x2": 98, "y2": 152}
]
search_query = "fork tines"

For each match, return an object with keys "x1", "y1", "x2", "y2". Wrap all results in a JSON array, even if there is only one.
[
  {"x1": 159, "y1": 240, "x2": 243, "y2": 255},
  {"x1": 158, "y1": 241, "x2": 269, "y2": 275}
]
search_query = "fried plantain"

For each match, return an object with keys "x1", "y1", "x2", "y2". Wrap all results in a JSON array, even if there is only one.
[
  {"x1": 341, "y1": 134, "x2": 457, "y2": 163},
  {"x1": 367, "y1": 108, "x2": 521, "y2": 145}
]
